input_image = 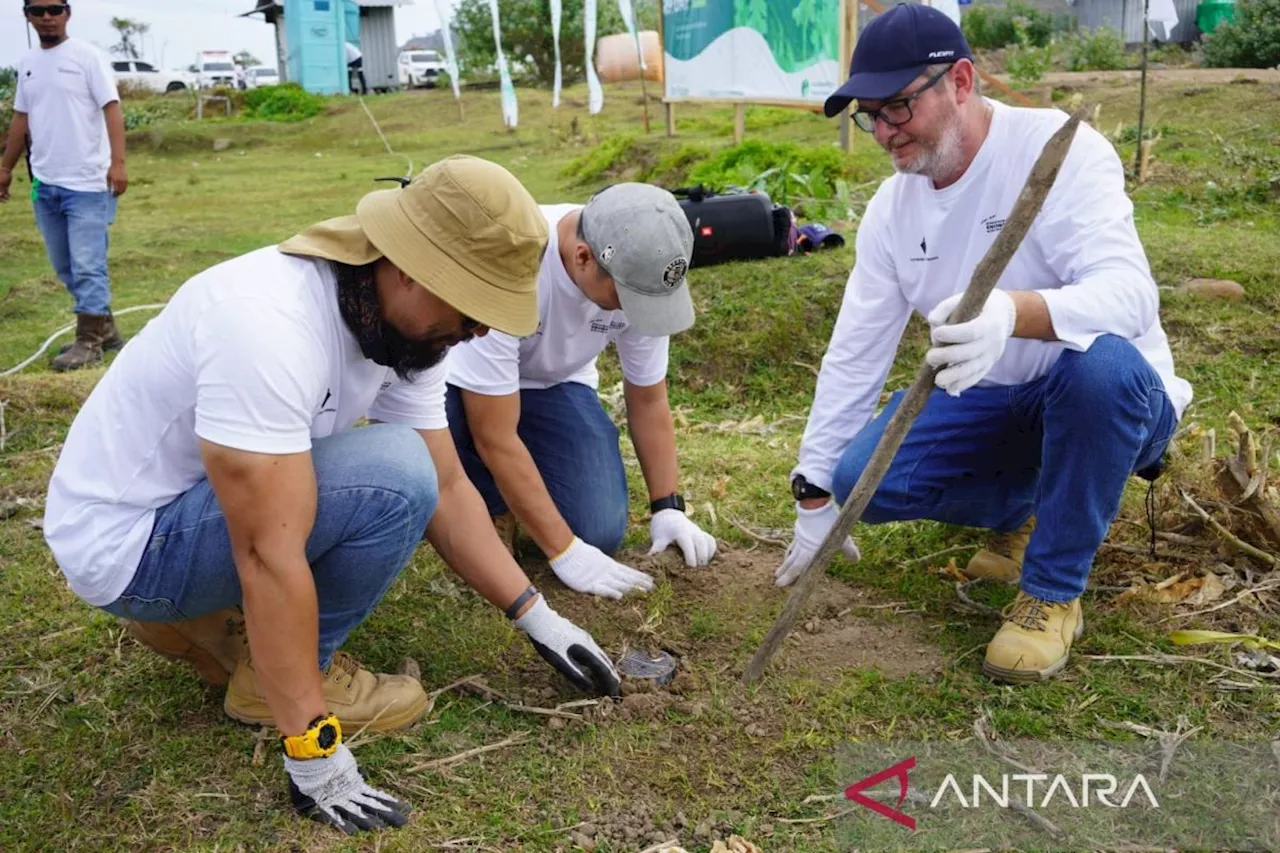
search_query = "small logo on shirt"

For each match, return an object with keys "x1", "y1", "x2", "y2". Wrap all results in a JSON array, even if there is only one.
[
  {"x1": 589, "y1": 319, "x2": 628, "y2": 334},
  {"x1": 379, "y1": 380, "x2": 392, "y2": 391},
  {"x1": 910, "y1": 235, "x2": 939, "y2": 264},
  {"x1": 316, "y1": 389, "x2": 336, "y2": 416},
  {"x1": 57, "y1": 66, "x2": 82, "y2": 76},
  {"x1": 982, "y1": 214, "x2": 1006, "y2": 234}
]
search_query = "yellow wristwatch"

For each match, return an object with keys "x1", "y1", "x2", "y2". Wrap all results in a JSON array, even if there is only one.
[{"x1": 281, "y1": 713, "x2": 342, "y2": 760}]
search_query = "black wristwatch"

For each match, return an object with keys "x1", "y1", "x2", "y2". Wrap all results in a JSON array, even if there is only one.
[
  {"x1": 791, "y1": 475, "x2": 831, "y2": 502},
  {"x1": 649, "y1": 493, "x2": 686, "y2": 515}
]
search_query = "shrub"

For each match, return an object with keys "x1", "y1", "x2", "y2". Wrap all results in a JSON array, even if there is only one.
[
  {"x1": 561, "y1": 133, "x2": 641, "y2": 183},
  {"x1": 1201, "y1": 0, "x2": 1280, "y2": 68},
  {"x1": 686, "y1": 140, "x2": 867, "y2": 220},
  {"x1": 242, "y1": 83, "x2": 325, "y2": 122},
  {"x1": 962, "y1": 0, "x2": 1054, "y2": 49},
  {"x1": 0, "y1": 66, "x2": 14, "y2": 146},
  {"x1": 1064, "y1": 26, "x2": 1128, "y2": 71},
  {"x1": 1006, "y1": 18, "x2": 1055, "y2": 88}
]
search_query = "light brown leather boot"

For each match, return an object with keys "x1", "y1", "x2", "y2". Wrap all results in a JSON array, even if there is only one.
[
  {"x1": 224, "y1": 651, "x2": 429, "y2": 732},
  {"x1": 123, "y1": 608, "x2": 247, "y2": 686},
  {"x1": 964, "y1": 516, "x2": 1036, "y2": 583},
  {"x1": 51, "y1": 312, "x2": 116, "y2": 371},
  {"x1": 982, "y1": 591, "x2": 1083, "y2": 683}
]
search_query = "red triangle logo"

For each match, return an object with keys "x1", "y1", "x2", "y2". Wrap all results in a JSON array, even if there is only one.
[{"x1": 844, "y1": 756, "x2": 917, "y2": 830}]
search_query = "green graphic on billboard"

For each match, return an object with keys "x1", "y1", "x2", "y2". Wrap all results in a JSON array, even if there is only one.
[{"x1": 662, "y1": 0, "x2": 843, "y2": 102}]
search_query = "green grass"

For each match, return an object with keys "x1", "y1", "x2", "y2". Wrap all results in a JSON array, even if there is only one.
[{"x1": 2, "y1": 78, "x2": 1279, "y2": 852}]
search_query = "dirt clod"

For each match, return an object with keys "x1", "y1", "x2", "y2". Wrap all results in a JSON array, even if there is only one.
[{"x1": 568, "y1": 830, "x2": 596, "y2": 851}]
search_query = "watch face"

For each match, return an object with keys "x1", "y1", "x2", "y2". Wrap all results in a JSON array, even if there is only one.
[{"x1": 318, "y1": 723, "x2": 337, "y2": 749}]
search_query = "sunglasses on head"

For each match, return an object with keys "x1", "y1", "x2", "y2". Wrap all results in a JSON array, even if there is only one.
[{"x1": 25, "y1": 4, "x2": 68, "y2": 16}]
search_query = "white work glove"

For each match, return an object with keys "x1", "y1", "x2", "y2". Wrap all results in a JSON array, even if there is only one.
[
  {"x1": 285, "y1": 743, "x2": 410, "y2": 835},
  {"x1": 648, "y1": 508, "x2": 718, "y2": 567},
  {"x1": 514, "y1": 596, "x2": 622, "y2": 697},
  {"x1": 924, "y1": 288, "x2": 1017, "y2": 397},
  {"x1": 776, "y1": 501, "x2": 861, "y2": 587},
  {"x1": 549, "y1": 537, "x2": 656, "y2": 600}
]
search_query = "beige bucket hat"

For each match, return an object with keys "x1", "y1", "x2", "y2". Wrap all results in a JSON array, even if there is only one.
[{"x1": 279, "y1": 154, "x2": 547, "y2": 337}]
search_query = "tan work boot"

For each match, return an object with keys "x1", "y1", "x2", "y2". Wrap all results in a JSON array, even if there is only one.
[
  {"x1": 982, "y1": 591, "x2": 1083, "y2": 683},
  {"x1": 51, "y1": 312, "x2": 119, "y2": 371},
  {"x1": 57, "y1": 309, "x2": 124, "y2": 356},
  {"x1": 493, "y1": 511, "x2": 518, "y2": 556},
  {"x1": 123, "y1": 608, "x2": 247, "y2": 686},
  {"x1": 224, "y1": 651, "x2": 428, "y2": 732},
  {"x1": 964, "y1": 517, "x2": 1036, "y2": 583}
]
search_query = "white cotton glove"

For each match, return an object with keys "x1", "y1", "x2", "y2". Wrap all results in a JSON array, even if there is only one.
[
  {"x1": 284, "y1": 743, "x2": 410, "y2": 835},
  {"x1": 924, "y1": 289, "x2": 1017, "y2": 397},
  {"x1": 549, "y1": 537, "x2": 656, "y2": 600},
  {"x1": 648, "y1": 508, "x2": 718, "y2": 567},
  {"x1": 514, "y1": 596, "x2": 622, "y2": 697},
  {"x1": 776, "y1": 501, "x2": 861, "y2": 587}
]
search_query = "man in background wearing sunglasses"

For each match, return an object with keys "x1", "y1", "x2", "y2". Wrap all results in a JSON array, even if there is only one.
[
  {"x1": 1, "y1": 2, "x2": 130, "y2": 371},
  {"x1": 780, "y1": 4, "x2": 1190, "y2": 684},
  {"x1": 42, "y1": 157, "x2": 621, "y2": 835},
  {"x1": 444, "y1": 183, "x2": 718, "y2": 600}
]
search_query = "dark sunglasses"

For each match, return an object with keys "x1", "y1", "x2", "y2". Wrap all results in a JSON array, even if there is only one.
[
  {"x1": 25, "y1": 4, "x2": 68, "y2": 16},
  {"x1": 853, "y1": 64, "x2": 953, "y2": 132}
]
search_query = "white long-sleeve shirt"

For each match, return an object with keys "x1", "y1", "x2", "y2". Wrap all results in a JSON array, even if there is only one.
[{"x1": 794, "y1": 100, "x2": 1192, "y2": 492}]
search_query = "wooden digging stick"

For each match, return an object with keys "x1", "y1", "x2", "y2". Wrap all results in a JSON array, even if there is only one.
[{"x1": 743, "y1": 108, "x2": 1088, "y2": 686}]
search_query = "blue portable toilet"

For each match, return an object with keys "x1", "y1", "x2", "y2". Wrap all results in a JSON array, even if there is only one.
[{"x1": 285, "y1": 0, "x2": 349, "y2": 94}]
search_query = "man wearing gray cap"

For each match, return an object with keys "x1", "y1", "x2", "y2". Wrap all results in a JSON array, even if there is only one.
[{"x1": 446, "y1": 183, "x2": 717, "y2": 599}]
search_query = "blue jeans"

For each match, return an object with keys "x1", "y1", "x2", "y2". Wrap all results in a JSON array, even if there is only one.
[
  {"x1": 32, "y1": 182, "x2": 117, "y2": 316},
  {"x1": 831, "y1": 336, "x2": 1178, "y2": 602},
  {"x1": 445, "y1": 382, "x2": 629, "y2": 555},
  {"x1": 100, "y1": 424, "x2": 439, "y2": 669}
]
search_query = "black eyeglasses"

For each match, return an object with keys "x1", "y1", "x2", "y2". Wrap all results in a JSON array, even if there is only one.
[
  {"x1": 25, "y1": 4, "x2": 68, "y2": 17},
  {"x1": 852, "y1": 65, "x2": 952, "y2": 133}
]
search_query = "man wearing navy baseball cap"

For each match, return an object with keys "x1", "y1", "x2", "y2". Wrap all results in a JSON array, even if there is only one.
[{"x1": 783, "y1": 3, "x2": 1191, "y2": 684}]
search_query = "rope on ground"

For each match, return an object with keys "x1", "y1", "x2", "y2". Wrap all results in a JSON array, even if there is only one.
[
  {"x1": 356, "y1": 93, "x2": 413, "y2": 180},
  {"x1": 0, "y1": 303, "x2": 167, "y2": 378}
]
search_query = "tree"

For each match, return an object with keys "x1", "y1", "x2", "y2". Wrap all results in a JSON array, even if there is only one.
[
  {"x1": 109, "y1": 17, "x2": 150, "y2": 60},
  {"x1": 1201, "y1": 0, "x2": 1280, "y2": 69},
  {"x1": 234, "y1": 50, "x2": 263, "y2": 68},
  {"x1": 452, "y1": 0, "x2": 657, "y2": 85}
]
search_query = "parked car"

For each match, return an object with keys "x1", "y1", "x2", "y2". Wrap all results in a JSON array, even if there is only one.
[
  {"x1": 398, "y1": 49, "x2": 446, "y2": 88},
  {"x1": 111, "y1": 60, "x2": 195, "y2": 94},
  {"x1": 245, "y1": 65, "x2": 280, "y2": 89},
  {"x1": 195, "y1": 50, "x2": 238, "y2": 89}
]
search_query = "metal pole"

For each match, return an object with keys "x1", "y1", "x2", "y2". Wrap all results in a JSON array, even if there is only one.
[{"x1": 1134, "y1": 0, "x2": 1149, "y2": 178}]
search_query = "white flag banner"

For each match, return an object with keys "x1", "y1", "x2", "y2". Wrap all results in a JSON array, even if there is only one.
[
  {"x1": 487, "y1": 0, "x2": 518, "y2": 127},
  {"x1": 435, "y1": 0, "x2": 461, "y2": 100},
  {"x1": 929, "y1": 0, "x2": 961, "y2": 26},
  {"x1": 616, "y1": 0, "x2": 646, "y2": 69},
  {"x1": 1147, "y1": 0, "x2": 1179, "y2": 41},
  {"x1": 584, "y1": 0, "x2": 603, "y2": 114},
  {"x1": 550, "y1": 0, "x2": 563, "y2": 108}
]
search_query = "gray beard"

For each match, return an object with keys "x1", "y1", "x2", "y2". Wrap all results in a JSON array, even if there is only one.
[{"x1": 895, "y1": 117, "x2": 965, "y2": 183}]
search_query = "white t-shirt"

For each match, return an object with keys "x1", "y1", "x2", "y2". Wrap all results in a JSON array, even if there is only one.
[
  {"x1": 445, "y1": 204, "x2": 669, "y2": 396},
  {"x1": 13, "y1": 38, "x2": 119, "y2": 193},
  {"x1": 794, "y1": 100, "x2": 1193, "y2": 491},
  {"x1": 345, "y1": 42, "x2": 363, "y2": 63},
  {"x1": 43, "y1": 247, "x2": 449, "y2": 606}
]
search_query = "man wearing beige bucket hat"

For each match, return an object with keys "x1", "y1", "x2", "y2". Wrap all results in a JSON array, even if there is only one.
[
  {"x1": 42, "y1": 155, "x2": 621, "y2": 836},
  {"x1": 445, "y1": 183, "x2": 718, "y2": 600}
]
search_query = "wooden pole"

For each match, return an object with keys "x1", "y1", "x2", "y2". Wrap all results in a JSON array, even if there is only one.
[
  {"x1": 1135, "y1": 0, "x2": 1151, "y2": 179},
  {"x1": 838, "y1": 0, "x2": 855, "y2": 153},
  {"x1": 742, "y1": 108, "x2": 1088, "y2": 686},
  {"x1": 665, "y1": 102, "x2": 676, "y2": 137},
  {"x1": 632, "y1": 29, "x2": 651, "y2": 134},
  {"x1": 657, "y1": 0, "x2": 672, "y2": 137},
  {"x1": 733, "y1": 102, "x2": 745, "y2": 144}
]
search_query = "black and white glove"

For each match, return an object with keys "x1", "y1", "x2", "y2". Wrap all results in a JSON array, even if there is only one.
[
  {"x1": 285, "y1": 743, "x2": 410, "y2": 835},
  {"x1": 514, "y1": 596, "x2": 621, "y2": 697}
]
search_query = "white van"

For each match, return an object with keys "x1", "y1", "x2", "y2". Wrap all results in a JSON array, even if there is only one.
[
  {"x1": 398, "y1": 49, "x2": 446, "y2": 88},
  {"x1": 195, "y1": 50, "x2": 238, "y2": 89}
]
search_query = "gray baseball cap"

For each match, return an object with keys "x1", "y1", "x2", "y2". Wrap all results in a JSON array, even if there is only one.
[{"x1": 580, "y1": 183, "x2": 695, "y2": 337}]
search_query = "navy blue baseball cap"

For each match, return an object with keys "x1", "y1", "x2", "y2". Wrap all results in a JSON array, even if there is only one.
[{"x1": 823, "y1": 3, "x2": 972, "y2": 118}]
